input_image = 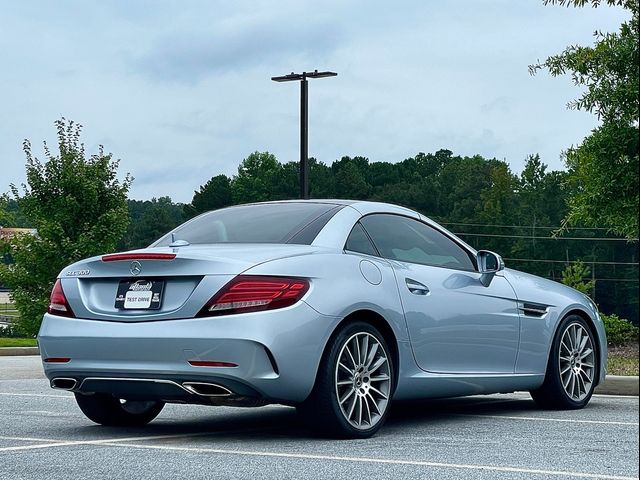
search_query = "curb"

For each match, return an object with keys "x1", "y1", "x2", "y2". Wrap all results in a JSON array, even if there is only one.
[
  {"x1": 595, "y1": 375, "x2": 639, "y2": 396},
  {"x1": 0, "y1": 347, "x2": 39, "y2": 356},
  {"x1": 0, "y1": 347, "x2": 638, "y2": 396}
]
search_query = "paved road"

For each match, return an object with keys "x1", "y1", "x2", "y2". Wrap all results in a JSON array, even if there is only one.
[{"x1": 0, "y1": 357, "x2": 638, "y2": 480}]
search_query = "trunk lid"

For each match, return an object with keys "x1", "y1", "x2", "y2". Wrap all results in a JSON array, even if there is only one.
[{"x1": 58, "y1": 244, "x2": 324, "y2": 321}]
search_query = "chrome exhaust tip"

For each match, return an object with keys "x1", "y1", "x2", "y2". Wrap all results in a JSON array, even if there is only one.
[
  {"x1": 51, "y1": 377, "x2": 78, "y2": 391},
  {"x1": 182, "y1": 382, "x2": 232, "y2": 397}
]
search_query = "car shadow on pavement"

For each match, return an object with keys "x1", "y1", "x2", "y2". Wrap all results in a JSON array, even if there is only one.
[
  {"x1": 390, "y1": 394, "x2": 538, "y2": 419},
  {"x1": 52, "y1": 394, "x2": 541, "y2": 442}
]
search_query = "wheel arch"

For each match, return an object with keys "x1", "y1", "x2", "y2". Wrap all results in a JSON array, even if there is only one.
[
  {"x1": 551, "y1": 308, "x2": 603, "y2": 383},
  {"x1": 319, "y1": 309, "x2": 400, "y2": 393}
]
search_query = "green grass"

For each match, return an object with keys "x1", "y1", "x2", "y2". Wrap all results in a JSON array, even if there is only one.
[{"x1": 0, "y1": 337, "x2": 37, "y2": 348}]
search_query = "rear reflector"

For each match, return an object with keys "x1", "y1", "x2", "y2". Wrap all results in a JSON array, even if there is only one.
[
  {"x1": 47, "y1": 280, "x2": 75, "y2": 318},
  {"x1": 197, "y1": 275, "x2": 310, "y2": 317},
  {"x1": 44, "y1": 357, "x2": 71, "y2": 363},
  {"x1": 101, "y1": 253, "x2": 176, "y2": 262},
  {"x1": 188, "y1": 361, "x2": 238, "y2": 368}
]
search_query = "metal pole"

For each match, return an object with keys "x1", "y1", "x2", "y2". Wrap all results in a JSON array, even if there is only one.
[
  {"x1": 300, "y1": 76, "x2": 309, "y2": 199},
  {"x1": 272, "y1": 70, "x2": 335, "y2": 200}
]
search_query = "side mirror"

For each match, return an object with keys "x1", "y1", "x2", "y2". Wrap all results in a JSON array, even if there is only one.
[{"x1": 477, "y1": 250, "x2": 505, "y2": 286}]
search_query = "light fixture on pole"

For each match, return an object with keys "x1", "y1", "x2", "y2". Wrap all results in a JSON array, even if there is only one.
[{"x1": 272, "y1": 70, "x2": 337, "y2": 199}]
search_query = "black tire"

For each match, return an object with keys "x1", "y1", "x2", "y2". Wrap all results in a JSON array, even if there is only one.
[
  {"x1": 530, "y1": 314, "x2": 598, "y2": 410},
  {"x1": 74, "y1": 393, "x2": 164, "y2": 426},
  {"x1": 298, "y1": 321, "x2": 394, "y2": 439}
]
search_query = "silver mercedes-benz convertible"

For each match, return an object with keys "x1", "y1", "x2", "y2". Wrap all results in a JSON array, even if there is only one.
[{"x1": 38, "y1": 200, "x2": 606, "y2": 438}]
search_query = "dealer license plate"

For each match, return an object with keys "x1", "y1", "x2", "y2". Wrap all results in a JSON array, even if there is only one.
[{"x1": 114, "y1": 279, "x2": 164, "y2": 310}]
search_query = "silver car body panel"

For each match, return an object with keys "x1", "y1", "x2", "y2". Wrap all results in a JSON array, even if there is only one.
[
  {"x1": 502, "y1": 267, "x2": 606, "y2": 378},
  {"x1": 38, "y1": 200, "x2": 607, "y2": 405}
]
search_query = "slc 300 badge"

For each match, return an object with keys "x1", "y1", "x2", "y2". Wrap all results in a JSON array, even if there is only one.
[{"x1": 65, "y1": 269, "x2": 90, "y2": 276}]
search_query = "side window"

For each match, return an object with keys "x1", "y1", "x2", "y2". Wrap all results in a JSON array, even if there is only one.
[
  {"x1": 344, "y1": 223, "x2": 378, "y2": 256},
  {"x1": 360, "y1": 214, "x2": 475, "y2": 271}
]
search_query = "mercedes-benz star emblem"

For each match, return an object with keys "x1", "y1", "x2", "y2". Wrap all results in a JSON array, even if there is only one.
[{"x1": 130, "y1": 261, "x2": 142, "y2": 276}]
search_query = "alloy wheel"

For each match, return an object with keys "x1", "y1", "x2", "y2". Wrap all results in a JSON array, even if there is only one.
[
  {"x1": 334, "y1": 332, "x2": 391, "y2": 430},
  {"x1": 559, "y1": 322, "x2": 595, "y2": 401}
]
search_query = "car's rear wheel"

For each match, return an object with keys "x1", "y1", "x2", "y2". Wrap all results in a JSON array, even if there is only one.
[
  {"x1": 530, "y1": 314, "x2": 598, "y2": 409},
  {"x1": 74, "y1": 393, "x2": 164, "y2": 426},
  {"x1": 299, "y1": 321, "x2": 393, "y2": 438}
]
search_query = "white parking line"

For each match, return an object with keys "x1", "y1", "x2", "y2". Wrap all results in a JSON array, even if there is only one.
[
  {"x1": 0, "y1": 392, "x2": 72, "y2": 399},
  {"x1": 593, "y1": 394, "x2": 639, "y2": 399},
  {"x1": 0, "y1": 429, "x2": 636, "y2": 479},
  {"x1": 102, "y1": 442, "x2": 639, "y2": 480},
  {"x1": 0, "y1": 431, "x2": 215, "y2": 453},
  {"x1": 0, "y1": 435, "x2": 67, "y2": 443},
  {"x1": 457, "y1": 414, "x2": 639, "y2": 426},
  {"x1": 0, "y1": 440, "x2": 91, "y2": 452}
]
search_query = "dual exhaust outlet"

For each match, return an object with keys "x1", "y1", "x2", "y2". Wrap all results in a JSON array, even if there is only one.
[
  {"x1": 51, "y1": 377, "x2": 78, "y2": 390},
  {"x1": 50, "y1": 377, "x2": 232, "y2": 397}
]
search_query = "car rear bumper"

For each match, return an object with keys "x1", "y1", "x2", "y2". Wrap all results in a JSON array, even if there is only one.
[{"x1": 37, "y1": 302, "x2": 340, "y2": 404}]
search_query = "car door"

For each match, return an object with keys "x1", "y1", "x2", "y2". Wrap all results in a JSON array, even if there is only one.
[{"x1": 360, "y1": 214, "x2": 520, "y2": 374}]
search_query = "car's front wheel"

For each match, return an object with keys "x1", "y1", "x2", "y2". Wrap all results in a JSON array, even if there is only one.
[
  {"x1": 75, "y1": 392, "x2": 164, "y2": 426},
  {"x1": 299, "y1": 321, "x2": 394, "y2": 438},
  {"x1": 530, "y1": 314, "x2": 598, "y2": 409}
]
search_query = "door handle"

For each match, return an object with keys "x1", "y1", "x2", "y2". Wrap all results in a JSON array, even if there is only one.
[{"x1": 405, "y1": 278, "x2": 430, "y2": 295}]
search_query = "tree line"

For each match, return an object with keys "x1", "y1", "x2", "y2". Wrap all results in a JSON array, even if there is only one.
[
  {"x1": 109, "y1": 150, "x2": 638, "y2": 324},
  {"x1": 4, "y1": 147, "x2": 636, "y2": 325}
]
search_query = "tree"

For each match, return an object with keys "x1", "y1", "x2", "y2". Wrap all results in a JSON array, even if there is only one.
[
  {"x1": 530, "y1": 0, "x2": 639, "y2": 239},
  {"x1": 478, "y1": 161, "x2": 519, "y2": 225},
  {"x1": 120, "y1": 197, "x2": 183, "y2": 250},
  {"x1": 183, "y1": 174, "x2": 232, "y2": 219},
  {"x1": 308, "y1": 158, "x2": 335, "y2": 198},
  {"x1": 561, "y1": 260, "x2": 597, "y2": 296},
  {"x1": 0, "y1": 195, "x2": 11, "y2": 227},
  {"x1": 0, "y1": 119, "x2": 132, "y2": 335},
  {"x1": 0, "y1": 196, "x2": 29, "y2": 228},
  {"x1": 332, "y1": 157, "x2": 371, "y2": 199},
  {"x1": 231, "y1": 152, "x2": 286, "y2": 203}
]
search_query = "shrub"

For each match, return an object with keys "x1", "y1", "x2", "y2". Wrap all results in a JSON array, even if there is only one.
[
  {"x1": 0, "y1": 119, "x2": 131, "y2": 337},
  {"x1": 601, "y1": 313, "x2": 639, "y2": 346}
]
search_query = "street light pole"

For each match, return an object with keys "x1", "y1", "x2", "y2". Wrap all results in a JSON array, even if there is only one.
[
  {"x1": 300, "y1": 77, "x2": 308, "y2": 200},
  {"x1": 272, "y1": 70, "x2": 337, "y2": 200}
]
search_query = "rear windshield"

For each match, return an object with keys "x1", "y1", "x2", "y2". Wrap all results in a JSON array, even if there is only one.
[{"x1": 153, "y1": 203, "x2": 342, "y2": 246}]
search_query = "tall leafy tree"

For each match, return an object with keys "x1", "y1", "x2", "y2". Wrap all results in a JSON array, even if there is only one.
[
  {"x1": 232, "y1": 152, "x2": 284, "y2": 203},
  {"x1": 308, "y1": 158, "x2": 335, "y2": 198},
  {"x1": 0, "y1": 119, "x2": 132, "y2": 335},
  {"x1": 183, "y1": 174, "x2": 232, "y2": 219},
  {"x1": 332, "y1": 157, "x2": 372, "y2": 199},
  {"x1": 530, "y1": 0, "x2": 639, "y2": 239},
  {"x1": 478, "y1": 162, "x2": 518, "y2": 221}
]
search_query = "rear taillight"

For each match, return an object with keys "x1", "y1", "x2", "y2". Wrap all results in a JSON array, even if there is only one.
[
  {"x1": 197, "y1": 275, "x2": 309, "y2": 317},
  {"x1": 48, "y1": 280, "x2": 75, "y2": 318}
]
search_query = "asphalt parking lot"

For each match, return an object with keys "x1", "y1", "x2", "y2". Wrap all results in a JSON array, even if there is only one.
[{"x1": 0, "y1": 357, "x2": 637, "y2": 480}]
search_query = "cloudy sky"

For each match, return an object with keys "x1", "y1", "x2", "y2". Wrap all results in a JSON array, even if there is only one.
[{"x1": 0, "y1": 0, "x2": 629, "y2": 203}]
